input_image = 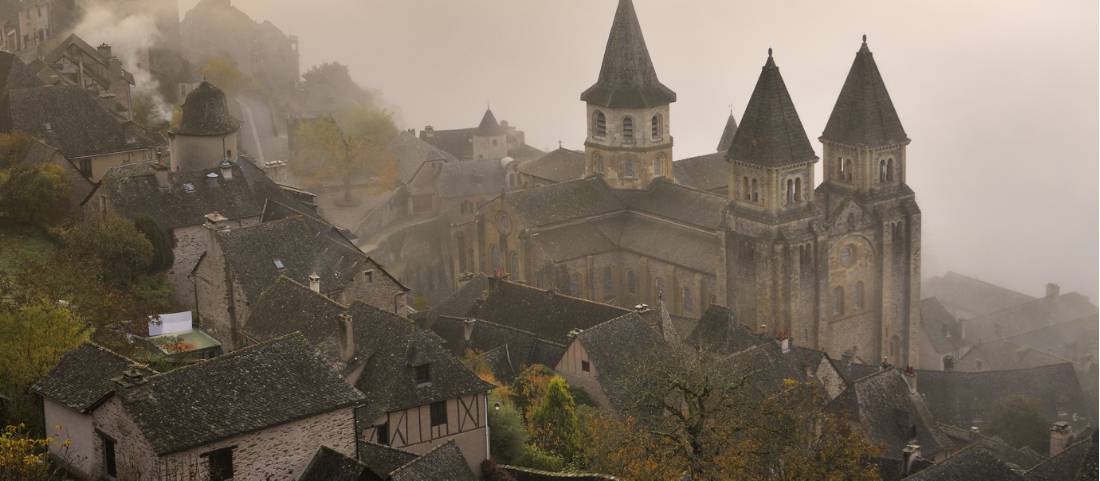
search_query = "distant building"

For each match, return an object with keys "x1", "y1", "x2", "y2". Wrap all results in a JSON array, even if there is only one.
[
  {"x1": 419, "y1": 108, "x2": 544, "y2": 163},
  {"x1": 0, "y1": 0, "x2": 53, "y2": 54},
  {"x1": 923, "y1": 271, "x2": 1037, "y2": 321},
  {"x1": 38, "y1": 35, "x2": 135, "y2": 120},
  {"x1": 180, "y1": 0, "x2": 300, "y2": 90}
]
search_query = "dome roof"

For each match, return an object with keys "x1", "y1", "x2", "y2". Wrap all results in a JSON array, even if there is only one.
[{"x1": 176, "y1": 81, "x2": 240, "y2": 136}]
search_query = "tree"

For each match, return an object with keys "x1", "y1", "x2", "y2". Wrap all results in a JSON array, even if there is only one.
[
  {"x1": 0, "y1": 132, "x2": 34, "y2": 168},
  {"x1": 512, "y1": 364, "x2": 556, "y2": 420},
  {"x1": 132, "y1": 216, "x2": 174, "y2": 273},
  {"x1": 301, "y1": 62, "x2": 375, "y2": 109},
  {"x1": 63, "y1": 216, "x2": 154, "y2": 288},
  {"x1": 132, "y1": 90, "x2": 170, "y2": 134},
  {"x1": 199, "y1": 57, "x2": 246, "y2": 95},
  {"x1": 989, "y1": 395, "x2": 1051, "y2": 453},
  {"x1": 291, "y1": 108, "x2": 399, "y2": 203},
  {"x1": 529, "y1": 376, "x2": 581, "y2": 462},
  {"x1": 0, "y1": 424, "x2": 50, "y2": 480},
  {"x1": 488, "y1": 394, "x2": 528, "y2": 464},
  {"x1": 0, "y1": 302, "x2": 89, "y2": 428},
  {"x1": 0, "y1": 163, "x2": 70, "y2": 227}
]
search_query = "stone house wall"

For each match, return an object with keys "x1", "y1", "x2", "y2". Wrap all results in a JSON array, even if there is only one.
[
  {"x1": 43, "y1": 399, "x2": 98, "y2": 480},
  {"x1": 555, "y1": 341, "x2": 612, "y2": 410},
  {"x1": 169, "y1": 132, "x2": 239, "y2": 173},
  {"x1": 81, "y1": 149, "x2": 157, "y2": 182},
  {"x1": 335, "y1": 259, "x2": 408, "y2": 315}
]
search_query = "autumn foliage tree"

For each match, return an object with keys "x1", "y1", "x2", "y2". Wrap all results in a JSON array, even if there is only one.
[
  {"x1": 529, "y1": 376, "x2": 582, "y2": 462},
  {"x1": 291, "y1": 108, "x2": 399, "y2": 202},
  {"x1": 0, "y1": 163, "x2": 70, "y2": 227}
]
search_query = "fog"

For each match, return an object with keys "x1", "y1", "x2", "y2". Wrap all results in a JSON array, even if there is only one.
[{"x1": 180, "y1": 0, "x2": 1099, "y2": 301}]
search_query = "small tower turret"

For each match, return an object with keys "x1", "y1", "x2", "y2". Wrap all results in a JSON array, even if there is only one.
[{"x1": 169, "y1": 80, "x2": 240, "y2": 173}]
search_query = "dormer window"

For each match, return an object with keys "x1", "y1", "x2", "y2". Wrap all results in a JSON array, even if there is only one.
[{"x1": 415, "y1": 363, "x2": 431, "y2": 385}]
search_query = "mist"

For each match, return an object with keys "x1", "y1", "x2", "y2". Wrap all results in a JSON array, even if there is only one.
[{"x1": 179, "y1": 0, "x2": 1099, "y2": 301}]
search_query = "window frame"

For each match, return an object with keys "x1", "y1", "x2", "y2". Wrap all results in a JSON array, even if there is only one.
[
  {"x1": 203, "y1": 447, "x2": 235, "y2": 481},
  {"x1": 430, "y1": 400, "x2": 448, "y2": 427},
  {"x1": 415, "y1": 363, "x2": 431, "y2": 385},
  {"x1": 622, "y1": 116, "x2": 635, "y2": 144},
  {"x1": 593, "y1": 111, "x2": 607, "y2": 138}
]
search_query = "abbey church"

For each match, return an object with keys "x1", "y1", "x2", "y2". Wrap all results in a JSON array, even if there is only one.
[{"x1": 454, "y1": 0, "x2": 921, "y2": 367}]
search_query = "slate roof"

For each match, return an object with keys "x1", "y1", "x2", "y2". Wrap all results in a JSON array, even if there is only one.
[
  {"x1": 174, "y1": 81, "x2": 240, "y2": 136},
  {"x1": 420, "y1": 128, "x2": 475, "y2": 160},
  {"x1": 963, "y1": 293, "x2": 1097, "y2": 344},
  {"x1": 433, "y1": 275, "x2": 630, "y2": 345},
  {"x1": 0, "y1": 85, "x2": 161, "y2": 158},
  {"x1": 517, "y1": 147, "x2": 586, "y2": 183},
  {"x1": 388, "y1": 131, "x2": 458, "y2": 184},
  {"x1": 477, "y1": 108, "x2": 504, "y2": 136},
  {"x1": 0, "y1": 51, "x2": 43, "y2": 91},
  {"x1": 685, "y1": 304, "x2": 770, "y2": 355},
  {"x1": 577, "y1": 311, "x2": 671, "y2": 411},
  {"x1": 823, "y1": 38, "x2": 908, "y2": 147},
  {"x1": 424, "y1": 314, "x2": 567, "y2": 374},
  {"x1": 580, "y1": 0, "x2": 675, "y2": 109},
  {"x1": 1004, "y1": 315, "x2": 1099, "y2": 365},
  {"x1": 242, "y1": 276, "x2": 348, "y2": 346},
  {"x1": 915, "y1": 364, "x2": 1090, "y2": 428},
  {"x1": 1026, "y1": 431, "x2": 1098, "y2": 481},
  {"x1": 672, "y1": 153, "x2": 727, "y2": 193},
  {"x1": 96, "y1": 159, "x2": 295, "y2": 231},
  {"x1": 955, "y1": 339, "x2": 1070, "y2": 372},
  {"x1": 724, "y1": 341, "x2": 809, "y2": 399},
  {"x1": 438, "y1": 158, "x2": 505, "y2": 198},
  {"x1": 358, "y1": 442, "x2": 419, "y2": 476},
  {"x1": 829, "y1": 369, "x2": 952, "y2": 461},
  {"x1": 728, "y1": 52, "x2": 817, "y2": 167},
  {"x1": 716, "y1": 113, "x2": 738, "y2": 153},
  {"x1": 479, "y1": 345, "x2": 517, "y2": 384},
  {"x1": 937, "y1": 423, "x2": 1046, "y2": 470},
  {"x1": 298, "y1": 446, "x2": 382, "y2": 481},
  {"x1": 31, "y1": 343, "x2": 152, "y2": 413},
  {"x1": 902, "y1": 446, "x2": 1027, "y2": 481},
  {"x1": 923, "y1": 272, "x2": 1035, "y2": 319},
  {"x1": 388, "y1": 441, "x2": 476, "y2": 481},
  {"x1": 118, "y1": 334, "x2": 365, "y2": 455},
  {"x1": 921, "y1": 298, "x2": 965, "y2": 355}
]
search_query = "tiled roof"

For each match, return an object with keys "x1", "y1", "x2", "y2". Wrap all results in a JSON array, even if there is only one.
[
  {"x1": 174, "y1": 81, "x2": 240, "y2": 136},
  {"x1": 1, "y1": 85, "x2": 161, "y2": 158},
  {"x1": 822, "y1": 38, "x2": 908, "y2": 147},
  {"x1": 297, "y1": 446, "x2": 382, "y2": 481},
  {"x1": 937, "y1": 423, "x2": 1046, "y2": 470},
  {"x1": 686, "y1": 305, "x2": 770, "y2": 355},
  {"x1": 420, "y1": 128, "x2": 474, "y2": 160},
  {"x1": 580, "y1": 0, "x2": 675, "y2": 109},
  {"x1": 963, "y1": 293, "x2": 1097, "y2": 344},
  {"x1": 388, "y1": 131, "x2": 458, "y2": 184},
  {"x1": 728, "y1": 52, "x2": 817, "y2": 167},
  {"x1": 672, "y1": 152, "x2": 727, "y2": 193},
  {"x1": 119, "y1": 334, "x2": 365, "y2": 455},
  {"x1": 902, "y1": 446, "x2": 1026, "y2": 481},
  {"x1": 388, "y1": 441, "x2": 476, "y2": 481},
  {"x1": 0, "y1": 51, "x2": 43, "y2": 91},
  {"x1": 955, "y1": 339, "x2": 1070, "y2": 372},
  {"x1": 1026, "y1": 431, "x2": 1098, "y2": 481},
  {"x1": 577, "y1": 311, "x2": 671, "y2": 412},
  {"x1": 437, "y1": 158, "x2": 505, "y2": 198},
  {"x1": 923, "y1": 272, "x2": 1035, "y2": 319},
  {"x1": 716, "y1": 113, "x2": 738, "y2": 153},
  {"x1": 31, "y1": 343, "x2": 152, "y2": 413},
  {"x1": 424, "y1": 314, "x2": 567, "y2": 374},
  {"x1": 920, "y1": 298, "x2": 965, "y2": 355},
  {"x1": 477, "y1": 108, "x2": 504, "y2": 136},
  {"x1": 243, "y1": 276, "x2": 348, "y2": 346},
  {"x1": 518, "y1": 147, "x2": 586, "y2": 183},
  {"x1": 723, "y1": 341, "x2": 808, "y2": 399}
]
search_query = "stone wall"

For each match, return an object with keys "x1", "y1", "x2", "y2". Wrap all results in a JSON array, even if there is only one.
[
  {"x1": 43, "y1": 399, "x2": 98, "y2": 480},
  {"x1": 170, "y1": 132, "x2": 239, "y2": 173},
  {"x1": 336, "y1": 259, "x2": 408, "y2": 315},
  {"x1": 584, "y1": 104, "x2": 672, "y2": 190}
]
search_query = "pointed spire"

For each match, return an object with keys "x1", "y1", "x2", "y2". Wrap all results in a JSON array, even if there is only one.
[
  {"x1": 822, "y1": 36, "x2": 908, "y2": 146},
  {"x1": 716, "y1": 111, "x2": 739, "y2": 152},
  {"x1": 580, "y1": 0, "x2": 676, "y2": 109},
  {"x1": 476, "y1": 108, "x2": 503, "y2": 136},
  {"x1": 727, "y1": 50, "x2": 817, "y2": 167}
]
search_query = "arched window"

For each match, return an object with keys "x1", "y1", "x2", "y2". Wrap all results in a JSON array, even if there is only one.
[
  {"x1": 490, "y1": 245, "x2": 501, "y2": 273},
  {"x1": 832, "y1": 286, "x2": 845, "y2": 316},
  {"x1": 879, "y1": 159, "x2": 888, "y2": 182},
  {"x1": 751, "y1": 178, "x2": 759, "y2": 202},
  {"x1": 742, "y1": 176, "x2": 751, "y2": 200},
  {"x1": 786, "y1": 179, "x2": 795, "y2": 204},
  {"x1": 626, "y1": 269, "x2": 637, "y2": 294},
  {"x1": 651, "y1": 114, "x2": 662, "y2": 140},
  {"x1": 887, "y1": 158, "x2": 895, "y2": 181},
  {"x1": 456, "y1": 232, "x2": 467, "y2": 272},
  {"x1": 509, "y1": 252, "x2": 519, "y2": 276},
  {"x1": 602, "y1": 266, "x2": 614, "y2": 299},
  {"x1": 855, "y1": 281, "x2": 865, "y2": 310},
  {"x1": 682, "y1": 286, "x2": 694, "y2": 313},
  {"x1": 569, "y1": 272, "x2": 581, "y2": 296},
  {"x1": 843, "y1": 159, "x2": 853, "y2": 181},
  {"x1": 593, "y1": 153, "x2": 604, "y2": 174},
  {"x1": 623, "y1": 158, "x2": 637, "y2": 178},
  {"x1": 594, "y1": 111, "x2": 607, "y2": 137},
  {"x1": 794, "y1": 177, "x2": 802, "y2": 202},
  {"x1": 622, "y1": 117, "x2": 634, "y2": 144},
  {"x1": 654, "y1": 153, "x2": 666, "y2": 177},
  {"x1": 654, "y1": 277, "x2": 665, "y2": 300}
]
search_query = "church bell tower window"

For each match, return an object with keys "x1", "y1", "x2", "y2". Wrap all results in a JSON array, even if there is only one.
[{"x1": 622, "y1": 117, "x2": 634, "y2": 144}]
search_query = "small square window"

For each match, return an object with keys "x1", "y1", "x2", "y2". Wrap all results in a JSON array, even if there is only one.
[
  {"x1": 415, "y1": 364, "x2": 430, "y2": 384},
  {"x1": 204, "y1": 447, "x2": 234, "y2": 481},
  {"x1": 430, "y1": 401, "x2": 447, "y2": 427},
  {"x1": 581, "y1": 360, "x2": 590, "y2": 372},
  {"x1": 365, "y1": 269, "x2": 374, "y2": 282},
  {"x1": 375, "y1": 422, "x2": 390, "y2": 446}
]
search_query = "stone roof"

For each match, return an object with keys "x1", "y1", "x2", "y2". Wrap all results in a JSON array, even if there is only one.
[
  {"x1": 963, "y1": 292, "x2": 1097, "y2": 344},
  {"x1": 1026, "y1": 431, "x2": 1098, "y2": 481},
  {"x1": 517, "y1": 147, "x2": 586, "y2": 183},
  {"x1": 829, "y1": 369, "x2": 952, "y2": 461},
  {"x1": 920, "y1": 298, "x2": 965, "y2": 355},
  {"x1": 388, "y1": 131, "x2": 458, "y2": 183},
  {"x1": 955, "y1": 339, "x2": 1071, "y2": 372},
  {"x1": 424, "y1": 314, "x2": 566, "y2": 375},
  {"x1": 388, "y1": 441, "x2": 476, "y2": 481},
  {"x1": 31, "y1": 343, "x2": 153, "y2": 413},
  {"x1": 823, "y1": 38, "x2": 908, "y2": 147},
  {"x1": 923, "y1": 272, "x2": 1036, "y2": 319},
  {"x1": 915, "y1": 364, "x2": 1090, "y2": 428},
  {"x1": 297, "y1": 446, "x2": 382, "y2": 481},
  {"x1": 433, "y1": 275, "x2": 630, "y2": 345},
  {"x1": 420, "y1": 127, "x2": 475, "y2": 160},
  {"x1": 438, "y1": 158, "x2": 505, "y2": 198},
  {"x1": 476, "y1": 108, "x2": 504, "y2": 136},
  {"x1": 1, "y1": 85, "x2": 161, "y2": 158},
  {"x1": 902, "y1": 446, "x2": 1027, "y2": 481},
  {"x1": 716, "y1": 113, "x2": 738, "y2": 153},
  {"x1": 119, "y1": 334, "x2": 365, "y2": 455},
  {"x1": 728, "y1": 51, "x2": 817, "y2": 167},
  {"x1": 243, "y1": 276, "x2": 348, "y2": 346},
  {"x1": 1004, "y1": 315, "x2": 1099, "y2": 364},
  {"x1": 685, "y1": 304, "x2": 770, "y2": 355},
  {"x1": 174, "y1": 80, "x2": 240, "y2": 136},
  {"x1": 577, "y1": 311, "x2": 671, "y2": 412},
  {"x1": 357, "y1": 442, "x2": 418, "y2": 477},
  {"x1": 937, "y1": 423, "x2": 1046, "y2": 471},
  {"x1": 580, "y1": 0, "x2": 675, "y2": 109},
  {"x1": 672, "y1": 152, "x2": 727, "y2": 193},
  {"x1": 0, "y1": 51, "x2": 43, "y2": 91},
  {"x1": 724, "y1": 341, "x2": 810, "y2": 399},
  {"x1": 96, "y1": 159, "x2": 295, "y2": 231}
]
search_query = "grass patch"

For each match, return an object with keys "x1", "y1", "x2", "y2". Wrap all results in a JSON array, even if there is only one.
[{"x1": 0, "y1": 225, "x2": 56, "y2": 277}]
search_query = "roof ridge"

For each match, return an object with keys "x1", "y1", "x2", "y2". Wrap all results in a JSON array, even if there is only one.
[
  {"x1": 259, "y1": 275, "x2": 349, "y2": 310},
  {"x1": 138, "y1": 332, "x2": 308, "y2": 382},
  {"x1": 387, "y1": 440, "x2": 457, "y2": 475},
  {"x1": 491, "y1": 277, "x2": 632, "y2": 312}
]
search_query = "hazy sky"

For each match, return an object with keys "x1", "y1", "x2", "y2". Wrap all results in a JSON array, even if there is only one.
[{"x1": 179, "y1": 0, "x2": 1099, "y2": 301}]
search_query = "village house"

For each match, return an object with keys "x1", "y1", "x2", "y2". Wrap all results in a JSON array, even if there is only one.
[
  {"x1": 32, "y1": 335, "x2": 366, "y2": 481},
  {"x1": 300, "y1": 441, "x2": 476, "y2": 481},
  {"x1": 36, "y1": 35, "x2": 135, "y2": 120},
  {"x1": 1023, "y1": 431, "x2": 1098, "y2": 481},
  {"x1": 0, "y1": 0, "x2": 54, "y2": 54},
  {"x1": 914, "y1": 297, "x2": 967, "y2": 370},
  {"x1": 241, "y1": 281, "x2": 493, "y2": 473},
  {"x1": 419, "y1": 108, "x2": 543, "y2": 163},
  {"x1": 935, "y1": 423, "x2": 1047, "y2": 472},
  {"x1": 923, "y1": 271, "x2": 1038, "y2": 322}
]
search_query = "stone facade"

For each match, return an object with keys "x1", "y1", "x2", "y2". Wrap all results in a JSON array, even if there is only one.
[
  {"x1": 361, "y1": 393, "x2": 489, "y2": 473},
  {"x1": 169, "y1": 131, "x2": 240, "y2": 173},
  {"x1": 584, "y1": 104, "x2": 672, "y2": 190}
]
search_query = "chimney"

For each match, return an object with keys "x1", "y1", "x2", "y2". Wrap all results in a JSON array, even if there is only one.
[
  {"x1": 203, "y1": 212, "x2": 230, "y2": 232},
  {"x1": 112, "y1": 367, "x2": 147, "y2": 388},
  {"x1": 309, "y1": 273, "x2": 321, "y2": 293},
  {"x1": 338, "y1": 313, "x2": 355, "y2": 362},
  {"x1": 153, "y1": 162, "x2": 170, "y2": 191},
  {"x1": 220, "y1": 160, "x2": 234, "y2": 180},
  {"x1": 1046, "y1": 283, "x2": 1060, "y2": 300},
  {"x1": 462, "y1": 318, "x2": 476, "y2": 342},
  {"x1": 1050, "y1": 421, "x2": 1073, "y2": 456},
  {"x1": 902, "y1": 444, "x2": 921, "y2": 476},
  {"x1": 943, "y1": 355, "x2": 955, "y2": 371},
  {"x1": 97, "y1": 43, "x2": 112, "y2": 60}
]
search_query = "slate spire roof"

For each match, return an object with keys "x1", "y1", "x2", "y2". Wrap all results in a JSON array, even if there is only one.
[
  {"x1": 728, "y1": 49, "x2": 817, "y2": 167},
  {"x1": 175, "y1": 80, "x2": 240, "y2": 136},
  {"x1": 476, "y1": 108, "x2": 504, "y2": 136},
  {"x1": 822, "y1": 36, "x2": 909, "y2": 147},
  {"x1": 580, "y1": 0, "x2": 676, "y2": 109},
  {"x1": 716, "y1": 112, "x2": 738, "y2": 153}
]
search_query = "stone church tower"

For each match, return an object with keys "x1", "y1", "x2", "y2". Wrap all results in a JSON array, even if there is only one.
[
  {"x1": 581, "y1": 0, "x2": 676, "y2": 189},
  {"x1": 720, "y1": 38, "x2": 921, "y2": 368}
]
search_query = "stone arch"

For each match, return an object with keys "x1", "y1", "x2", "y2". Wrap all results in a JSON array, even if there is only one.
[{"x1": 593, "y1": 111, "x2": 606, "y2": 137}]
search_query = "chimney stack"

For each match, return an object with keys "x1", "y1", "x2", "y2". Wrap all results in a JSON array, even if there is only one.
[
  {"x1": 203, "y1": 212, "x2": 229, "y2": 232},
  {"x1": 220, "y1": 160, "x2": 234, "y2": 180},
  {"x1": 1046, "y1": 283, "x2": 1061, "y2": 300},
  {"x1": 309, "y1": 274, "x2": 321, "y2": 293},
  {"x1": 902, "y1": 444, "x2": 922, "y2": 476},
  {"x1": 97, "y1": 43, "x2": 112, "y2": 60},
  {"x1": 1050, "y1": 421, "x2": 1073, "y2": 457},
  {"x1": 969, "y1": 426, "x2": 981, "y2": 440},
  {"x1": 778, "y1": 336, "x2": 791, "y2": 354},
  {"x1": 338, "y1": 313, "x2": 355, "y2": 362},
  {"x1": 112, "y1": 367, "x2": 147, "y2": 388}
]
